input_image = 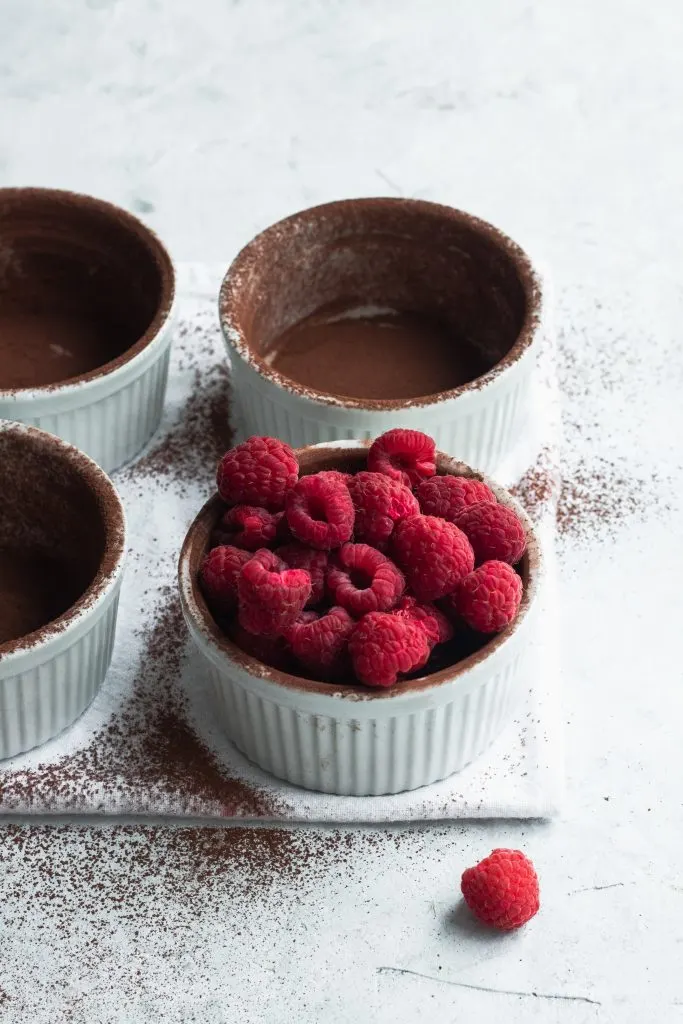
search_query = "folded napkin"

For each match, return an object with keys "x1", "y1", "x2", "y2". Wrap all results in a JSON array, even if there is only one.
[{"x1": 0, "y1": 264, "x2": 563, "y2": 821}]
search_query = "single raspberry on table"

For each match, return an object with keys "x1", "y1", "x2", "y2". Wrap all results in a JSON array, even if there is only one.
[
  {"x1": 348, "y1": 471, "x2": 419, "y2": 549},
  {"x1": 461, "y1": 849, "x2": 539, "y2": 930},
  {"x1": 367, "y1": 429, "x2": 436, "y2": 488},
  {"x1": 392, "y1": 514, "x2": 474, "y2": 602},
  {"x1": 276, "y1": 543, "x2": 329, "y2": 607},
  {"x1": 285, "y1": 472, "x2": 355, "y2": 550},
  {"x1": 287, "y1": 606, "x2": 355, "y2": 679},
  {"x1": 200, "y1": 545, "x2": 252, "y2": 615},
  {"x1": 212, "y1": 505, "x2": 280, "y2": 551},
  {"x1": 238, "y1": 549, "x2": 311, "y2": 637},
  {"x1": 349, "y1": 611, "x2": 430, "y2": 688},
  {"x1": 327, "y1": 543, "x2": 405, "y2": 618},
  {"x1": 393, "y1": 595, "x2": 454, "y2": 648},
  {"x1": 456, "y1": 501, "x2": 527, "y2": 565},
  {"x1": 416, "y1": 474, "x2": 495, "y2": 521},
  {"x1": 453, "y1": 560, "x2": 522, "y2": 634},
  {"x1": 216, "y1": 436, "x2": 298, "y2": 511}
]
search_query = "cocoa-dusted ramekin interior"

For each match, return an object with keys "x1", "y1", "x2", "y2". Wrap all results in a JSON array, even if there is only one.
[
  {"x1": 220, "y1": 198, "x2": 540, "y2": 407},
  {"x1": 0, "y1": 188, "x2": 175, "y2": 391},
  {"x1": 0, "y1": 426, "x2": 125, "y2": 654},
  {"x1": 180, "y1": 444, "x2": 540, "y2": 700}
]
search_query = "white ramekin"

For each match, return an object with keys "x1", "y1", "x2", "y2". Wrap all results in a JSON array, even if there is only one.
[
  {"x1": 219, "y1": 198, "x2": 544, "y2": 476},
  {"x1": 0, "y1": 188, "x2": 176, "y2": 473},
  {"x1": 0, "y1": 422, "x2": 126, "y2": 759},
  {"x1": 179, "y1": 441, "x2": 541, "y2": 796}
]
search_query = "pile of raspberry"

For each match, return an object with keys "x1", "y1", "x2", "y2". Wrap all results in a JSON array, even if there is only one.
[{"x1": 199, "y1": 428, "x2": 527, "y2": 689}]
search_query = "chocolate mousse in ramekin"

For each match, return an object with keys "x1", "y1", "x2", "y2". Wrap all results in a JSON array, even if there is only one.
[
  {"x1": 0, "y1": 421, "x2": 126, "y2": 759},
  {"x1": 220, "y1": 198, "x2": 545, "y2": 476},
  {"x1": 0, "y1": 188, "x2": 176, "y2": 473},
  {"x1": 179, "y1": 439, "x2": 541, "y2": 797}
]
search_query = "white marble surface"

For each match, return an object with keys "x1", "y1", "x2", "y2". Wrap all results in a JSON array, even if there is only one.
[{"x1": 2, "y1": 1, "x2": 683, "y2": 1021}]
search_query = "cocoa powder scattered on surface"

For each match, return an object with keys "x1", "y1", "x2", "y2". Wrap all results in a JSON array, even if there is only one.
[
  {"x1": 0, "y1": 312, "x2": 280, "y2": 819},
  {"x1": 119, "y1": 316, "x2": 233, "y2": 488},
  {"x1": 510, "y1": 447, "x2": 559, "y2": 524}
]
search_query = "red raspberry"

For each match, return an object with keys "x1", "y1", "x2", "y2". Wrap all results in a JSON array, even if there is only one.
[
  {"x1": 288, "y1": 606, "x2": 355, "y2": 679},
  {"x1": 393, "y1": 596, "x2": 454, "y2": 648},
  {"x1": 316, "y1": 470, "x2": 353, "y2": 488},
  {"x1": 228, "y1": 620, "x2": 293, "y2": 672},
  {"x1": 392, "y1": 514, "x2": 474, "y2": 602},
  {"x1": 456, "y1": 501, "x2": 527, "y2": 565},
  {"x1": 199, "y1": 545, "x2": 251, "y2": 615},
  {"x1": 212, "y1": 505, "x2": 280, "y2": 551},
  {"x1": 238, "y1": 549, "x2": 311, "y2": 637},
  {"x1": 349, "y1": 612, "x2": 430, "y2": 688},
  {"x1": 285, "y1": 472, "x2": 354, "y2": 550},
  {"x1": 327, "y1": 543, "x2": 405, "y2": 618},
  {"x1": 453, "y1": 560, "x2": 522, "y2": 634},
  {"x1": 217, "y1": 436, "x2": 298, "y2": 511},
  {"x1": 276, "y1": 543, "x2": 329, "y2": 607},
  {"x1": 367, "y1": 429, "x2": 436, "y2": 488},
  {"x1": 416, "y1": 475, "x2": 495, "y2": 521},
  {"x1": 348, "y1": 471, "x2": 419, "y2": 549},
  {"x1": 461, "y1": 849, "x2": 539, "y2": 930}
]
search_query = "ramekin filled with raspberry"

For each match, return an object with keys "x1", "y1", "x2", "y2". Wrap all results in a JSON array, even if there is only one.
[
  {"x1": 219, "y1": 198, "x2": 545, "y2": 476},
  {"x1": 179, "y1": 429, "x2": 541, "y2": 796}
]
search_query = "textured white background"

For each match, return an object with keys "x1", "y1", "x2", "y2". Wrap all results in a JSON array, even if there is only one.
[{"x1": 2, "y1": 1, "x2": 683, "y2": 1021}]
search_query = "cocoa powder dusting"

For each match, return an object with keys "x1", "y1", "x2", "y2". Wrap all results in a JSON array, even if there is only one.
[
  {"x1": 0, "y1": 312, "x2": 281, "y2": 819},
  {"x1": 119, "y1": 316, "x2": 233, "y2": 488},
  {"x1": 554, "y1": 313, "x2": 671, "y2": 542},
  {"x1": 510, "y1": 447, "x2": 559, "y2": 524}
]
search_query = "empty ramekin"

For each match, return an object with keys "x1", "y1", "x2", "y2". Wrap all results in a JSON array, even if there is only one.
[
  {"x1": 219, "y1": 198, "x2": 543, "y2": 476},
  {"x1": 0, "y1": 421, "x2": 126, "y2": 759},
  {"x1": 179, "y1": 441, "x2": 541, "y2": 796},
  {"x1": 0, "y1": 188, "x2": 176, "y2": 473}
]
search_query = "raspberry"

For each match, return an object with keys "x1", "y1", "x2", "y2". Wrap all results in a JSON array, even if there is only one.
[
  {"x1": 393, "y1": 596, "x2": 454, "y2": 647},
  {"x1": 228, "y1": 620, "x2": 293, "y2": 673},
  {"x1": 216, "y1": 436, "x2": 298, "y2": 511},
  {"x1": 456, "y1": 501, "x2": 527, "y2": 565},
  {"x1": 368, "y1": 428, "x2": 436, "y2": 489},
  {"x1": 461, "y1": 849, "x2": 539, "y2": 930},
  {"x1": 316, "y1": 470, "x2": 353, "y2": 488},
  {"x1": 212, "y1": 505, "x2": 280, "y2": 551},
  {"x1": 276, "y1": 543, "x2": 329, "y2": 607},
  {"x1": 327, "y1": 543, "x2": 405, "y2": 618},
  {"x1": 199, "y1": 545, "x2": 252, "y2": 615},
  {"x1": 392, "y1": 514, "x2": 474, "y2": 602},
  {"x1": 285, "y1": 472, "x2": 354, "y2": 550},
  {"x1": 288, "y1": 606, "x2": 355, "y2": 679},
  {"x1": 348, "y1": 471, "x2": 419, "y2": 549},
  {"x1": 349, "y1": 612, "x2": 430, "y2": 688},
  {"x1": 416, "y1": 475, "x2": 495, "y2": 521},
  {"x1": 453, "y1": 560, "x2": 522, "y2": 634},
  {"x1": 238, "y1": 549, "x2": 311, "y2": 637}
]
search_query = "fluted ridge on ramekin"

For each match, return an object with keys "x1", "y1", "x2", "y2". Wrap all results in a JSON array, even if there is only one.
[{"x1": 0, "y1": 588, "x2": 121, "y2": 761}]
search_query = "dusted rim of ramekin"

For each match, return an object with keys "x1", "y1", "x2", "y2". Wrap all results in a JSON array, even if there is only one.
[
  {"x1": 0, "y1": 187, "x2": 176, "y2": 401},
  {"x1": 0, "y1": 421, "x2": 126, "y2": 667},
  {"x1": 178, "y1": 440, "x2": 541, "y2": 701},
  {"x1": 219, "y1": 197, "x2": 542, "y2": 412}
]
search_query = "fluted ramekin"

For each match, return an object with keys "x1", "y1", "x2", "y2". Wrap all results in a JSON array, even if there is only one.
[
  {"x1": 0, "y1": 422, "x2": 126, "y2": 759},
  {"x1": 0, "y1": 188, "x2": 176, "y2": 473},
  {"x1": 219, "y1": 198, "x2": 544, "y2": 476},
  {"x1": 179, "y1": 441, "x2": 541, "y2": 796}
]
